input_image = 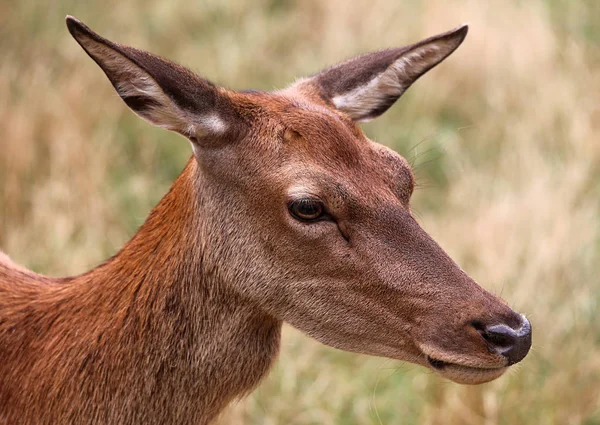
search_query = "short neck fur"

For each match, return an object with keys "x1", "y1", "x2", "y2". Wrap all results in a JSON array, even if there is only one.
[{"x1": 0, "y1": 157, "x2": 282, "y2": 425}]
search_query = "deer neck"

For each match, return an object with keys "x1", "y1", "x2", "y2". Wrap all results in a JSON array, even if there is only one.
[{"x1": 48, "y1": 158, "x2": 281, "y2": 423}]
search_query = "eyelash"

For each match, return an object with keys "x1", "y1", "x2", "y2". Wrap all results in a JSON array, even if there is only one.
[{"x1": 288, "y1": 198, "x2": 326, "y2": 222}]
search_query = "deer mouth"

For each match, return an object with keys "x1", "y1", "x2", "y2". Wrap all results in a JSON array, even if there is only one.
[{"x1": 425, "y1": 355, "x2": 508, "y2": 385}]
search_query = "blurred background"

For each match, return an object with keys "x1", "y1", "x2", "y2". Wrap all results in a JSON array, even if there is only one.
[{"x1": 1, "y1": 0, "x2": 599, "y2": 424}]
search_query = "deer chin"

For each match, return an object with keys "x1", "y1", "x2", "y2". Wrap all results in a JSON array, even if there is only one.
[{"x1": 424, "y1": 355, "x2": 508, "y2": 385}]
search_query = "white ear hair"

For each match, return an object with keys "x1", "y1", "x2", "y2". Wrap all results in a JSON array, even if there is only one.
[
  {"x1": 293, "y1": 24, "x2": 468, "y2": 122},
  {"x1": 332, "y1": 44, "x2": 445, "y2": 122},
  {"x1": 67, "y1": 16, "x2": 234, "y2": 143}
]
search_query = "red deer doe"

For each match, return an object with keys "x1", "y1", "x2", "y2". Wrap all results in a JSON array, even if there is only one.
[{"x1": 0, "y1": 16, "x2": 531, "y2": 425}]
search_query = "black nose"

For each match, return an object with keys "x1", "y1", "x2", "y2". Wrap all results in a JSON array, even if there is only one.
[{"x1": 478, "y1": 315, "x2": 532, "y2": 365}]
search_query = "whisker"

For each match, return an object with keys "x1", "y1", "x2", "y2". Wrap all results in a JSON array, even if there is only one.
[
  {"x1": 406, "y1": 130, "x2": 446, "y2": 154},
  {"x1": 408, "y1": 146, "x2": 442, "y2": 168},
  {"x1": 371, "y1": 360, "x2": 393, "y2": 425},
  {"x1": 411, "y1": 207, "x2": 425, "y2": 221},
  {"x1": 413, "y1": 153, "x2": 445, "y2": 173}
]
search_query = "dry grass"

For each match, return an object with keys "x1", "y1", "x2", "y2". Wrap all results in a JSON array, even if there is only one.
[{"x1": 1, "y1": 0, "x2": 599, "y2": 424}]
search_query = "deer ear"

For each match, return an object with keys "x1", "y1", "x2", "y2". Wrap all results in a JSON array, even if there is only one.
[
  {"x1": 66, "y1": 16, "x2": 239, "y2": 142},
  {"x1": 294, "y1": 25, "x2": 468, "y2": 122}
]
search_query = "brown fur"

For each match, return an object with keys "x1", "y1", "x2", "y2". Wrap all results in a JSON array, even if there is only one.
[
  {"x1": 0, "y1": 17, "x2": 530, "y2": 425},
  {"x1": 0, "y1": 162, "x2": 280, "y2": 424}
]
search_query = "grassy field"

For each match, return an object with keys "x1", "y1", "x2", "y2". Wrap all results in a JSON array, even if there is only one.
[{"x1": 1, "y1": 0, "x2": 599, "y2": 424}]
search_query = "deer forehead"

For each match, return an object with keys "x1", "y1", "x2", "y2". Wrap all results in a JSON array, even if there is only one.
[
  {"x1": 228, "y1": 92, "x2": 415, "y2": 203},
  {"x1": 242, "y1": 93, "x2": 365, "y2": 161},
  {"x1": 276, "y1": 142, "x2": 414, "y2": 209}
]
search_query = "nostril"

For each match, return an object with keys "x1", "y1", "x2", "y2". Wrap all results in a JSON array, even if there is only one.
[
  {"x1": 473, "y1": 315, "x2": 532, "y2": 366},
  {"x1": 483, "y1": 324, "x2": 518, "y2": 349}
]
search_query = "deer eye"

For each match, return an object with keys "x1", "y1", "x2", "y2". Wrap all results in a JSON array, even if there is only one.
[{"x1": 288, "y1": 199, "x2": 324, "y2": 222}]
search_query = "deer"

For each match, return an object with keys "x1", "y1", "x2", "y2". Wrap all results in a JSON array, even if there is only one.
[{"x1": 0, "y1": 16, "x2": 532, "y2": 425}]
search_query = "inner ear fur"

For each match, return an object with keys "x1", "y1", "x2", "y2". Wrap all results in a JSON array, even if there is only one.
[
  {"x1": 66, "y1": 16, "x2": 242, "y2": 141},
  {"x1": 292, "y1": 25, "x2": 468, "y2": 122}
]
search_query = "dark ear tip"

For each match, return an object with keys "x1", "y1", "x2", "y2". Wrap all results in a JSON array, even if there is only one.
[
  {"x1": 65, "y1": 15, "x2": 91, "y2": 39},
  {"x1": 65, "y1": 15, "x2": 81, "y2": 34},
  {"x1": 433, "y1": 23, "x2": 468, "y2": 49},
  {"x1": 454, "y1": 23, "x2": 469, "y2": 41}
]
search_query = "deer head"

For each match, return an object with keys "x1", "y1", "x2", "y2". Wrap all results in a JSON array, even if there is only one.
[{"x1": 67, "y1": 17, "x2": 531, "y2": 385}]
